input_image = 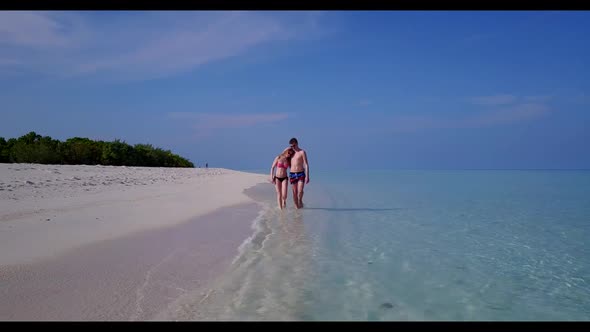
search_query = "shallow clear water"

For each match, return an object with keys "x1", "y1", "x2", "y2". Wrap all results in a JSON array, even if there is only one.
[{"x1": 164, "y1": 170, "x2": 590, "y2": 321}]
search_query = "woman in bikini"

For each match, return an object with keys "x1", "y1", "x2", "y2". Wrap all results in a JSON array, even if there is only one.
[{"x1": 270, "y1": 147, "x2": 294, "y2": 210}]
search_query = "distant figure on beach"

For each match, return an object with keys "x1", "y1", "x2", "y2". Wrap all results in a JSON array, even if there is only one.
[
  {"x1": 288, "y1": 137, "x2": 309, "y2": 209},
  {"x1": 270, "y1": 147, "x2": 294, "y2": 209},
  {"x1": 205, "y1": 163, "x2": 208, "y2": 168}
]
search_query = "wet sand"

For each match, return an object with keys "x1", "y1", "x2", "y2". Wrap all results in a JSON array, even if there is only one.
[{"x1": 0, "y1": 202, "x2": 261, "y2": 321}]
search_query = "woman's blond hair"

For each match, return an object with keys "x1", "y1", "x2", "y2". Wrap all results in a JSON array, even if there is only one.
[{"x1": 278, "y1": 147, "x2": 294, "y2": 159}]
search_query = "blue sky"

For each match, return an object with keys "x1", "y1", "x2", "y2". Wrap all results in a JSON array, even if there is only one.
[{"x1": 1, "y1": 11, "x2": 589, "y2": 170}]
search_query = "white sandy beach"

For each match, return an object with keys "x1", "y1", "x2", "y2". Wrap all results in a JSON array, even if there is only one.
[
  {"x1": 0, "y1": 163, "x2": 268, "y2": 320},
  {"x1": 0, "y1": 163, "x2": 266, "y2": 266}
]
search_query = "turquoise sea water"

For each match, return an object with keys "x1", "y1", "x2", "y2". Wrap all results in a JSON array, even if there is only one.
[{"x1": 162, "y1": 170, "x2": 590, "y2": 321}]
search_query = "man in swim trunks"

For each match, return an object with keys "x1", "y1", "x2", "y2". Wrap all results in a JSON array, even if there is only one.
[{"x1": 288, "y1": 137, "x2": 309, "y2": 209}]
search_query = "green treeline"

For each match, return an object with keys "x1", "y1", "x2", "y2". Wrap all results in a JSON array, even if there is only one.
[{"x1": 0, "y1": 132, "x2": 194, "y2": 168}]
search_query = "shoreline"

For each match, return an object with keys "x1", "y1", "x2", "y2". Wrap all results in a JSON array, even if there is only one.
[{"x1": 0, "y1": 163, "x2": 271, "y2": 320}]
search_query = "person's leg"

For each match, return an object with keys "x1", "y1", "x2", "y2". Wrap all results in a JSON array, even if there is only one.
[
  {"x1": 275, "y1": 180, "x2": 283, "y2": 209},
  {"x1": 297, "y1": 179, "x2": 305, "y2": 208},
  {"x1": 281, "y1": 179, "x2": 289, "y2": 208},
  {"x1": 291, "y1": 179, "x2": 299, "y2": 209}
]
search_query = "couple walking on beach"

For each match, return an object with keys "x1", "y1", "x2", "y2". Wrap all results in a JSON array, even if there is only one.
[{"x1": 270, "y1": 137, "x2": 310, "y2": 210}]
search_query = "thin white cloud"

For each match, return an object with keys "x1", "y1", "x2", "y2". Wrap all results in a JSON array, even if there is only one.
[
  {"x1": 0, "y1": 11, "x2": 71, "y2": 47},
  {"x1": 523, "y1": 95, "x2": 554, "y2": 103},
  {"x1": 580, "y1": 95, "x2": 590, "y2": 104},
  {"x1": 0, "y1": 57, "x2": 21, "y2": 66},
  {"x1": 169, "y1": 112, "x2": 289, "y2": 130},
  {"x1": 463, "y1": 33, "x2": 493, "y2": 43},
  {"x1": 0, "y1": 11, "x2": 326, "y2": 80},
  {"x1": 465, "y1": 103, "x2": 551, "y2": 127},
  {"x1": 388, "y1": 103, "x2": 552, "y2": 133},
  {"x1": 569, "y1": 93, "x2": 590, "y2": 105},
  {"x1": 467, "y1": 94, "x2": 518, "y2": 106},
  {"x1": 359, "y1": 100, "x2": 372, "y2": 107}
]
